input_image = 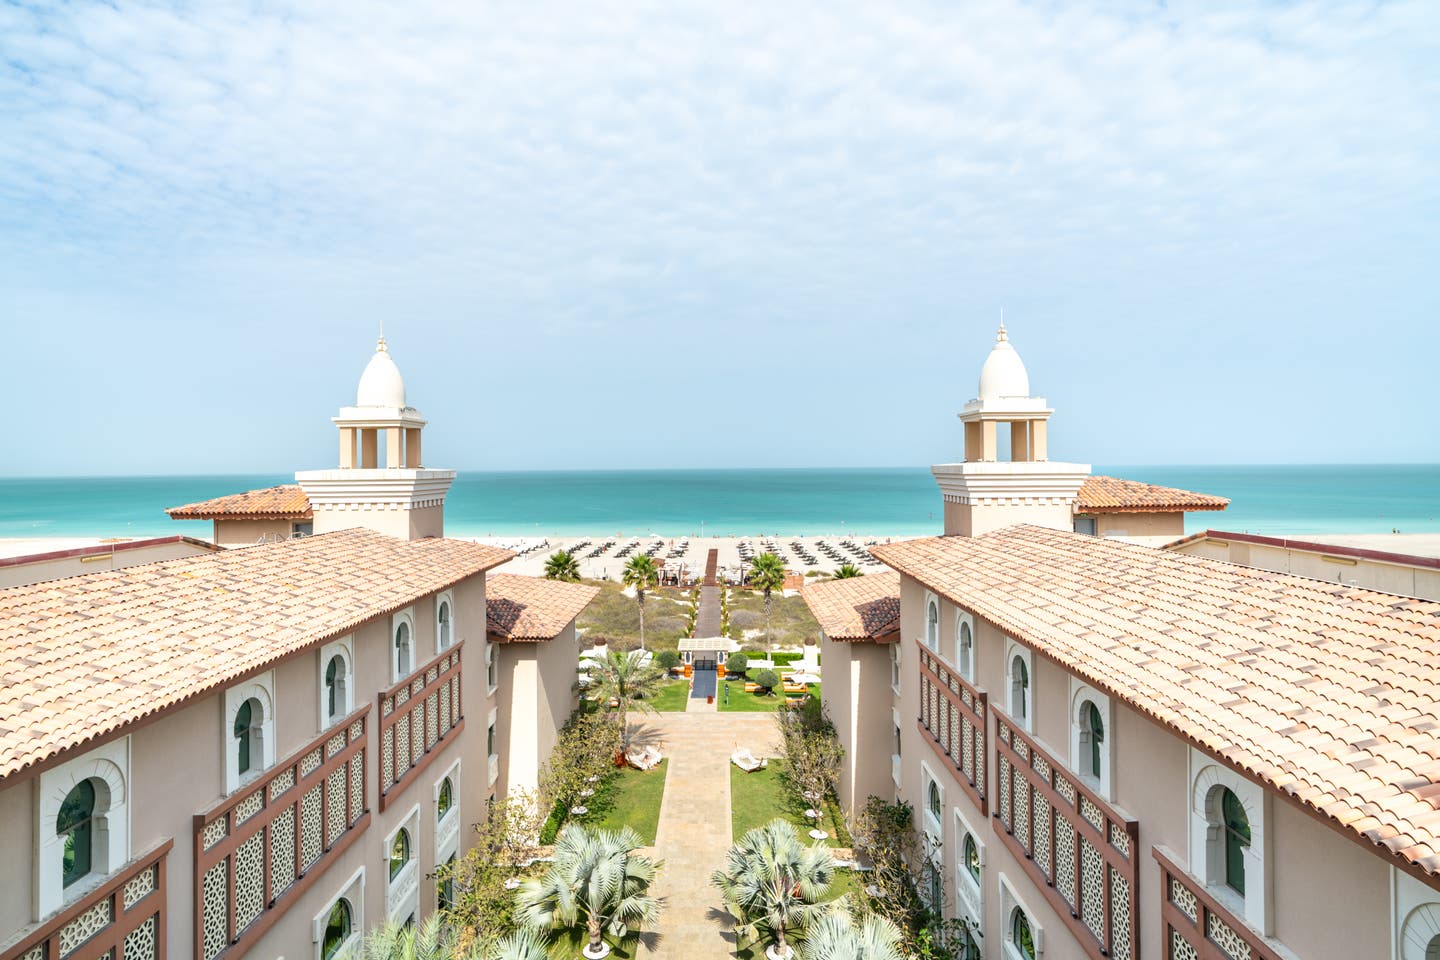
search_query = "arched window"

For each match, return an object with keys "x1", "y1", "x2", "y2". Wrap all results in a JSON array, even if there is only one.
[
  {"x1": 1427, "y1": 935, "x2": 1440, "y2": 960},
  {"x1": 322, "y1": 899, "x2": 352, "y2": 960},
  {"x1": 57, "y1": 779, "x2": 96, "y2": 888},
  {"x1": 234, "y1": 697, "x2": 262, "y2": 777},
  {"x1": 925, "y1": 598, "x2": 939, "y2": 650},
  {"x1": 928, "y1": 781, "x2": 942, "y2": 822},
  {"x1": 437, "y1": 778, "x2": 453, "y2": 823},
  {"x1": 437, "y1": 600, "x2": 452, "y2": 650},
  {"x1": 1010, "y1": 655, "x2": 1029, "y2": 721},
  {"x1": 924, "y1": 859, "x2": 943, "y2": 910},
  {"x1": 1220, "y1": 788, "x2": 1251, "y2": 895},
  {"x1": 394, "y1": 621, "x2": 412, "y2": 678},
  {"x1": 325, "y1": 655, "x2": 348, "y2": 724},
  {"x1": 963, "y1": 833, "x2": 980, "y2": 884},
  {"x1": 1011, "y1": 909, "x2": 1036, "y2": 960},
  {"x1": 957, "y1": 619, "x2": 973, "y2": 678},
  {"x1": 390, "y1": 828, "x2": 411, "y2": 881},
  {"x1": 1083, "y1": 701, "x2": 1105, "y2": 779}
]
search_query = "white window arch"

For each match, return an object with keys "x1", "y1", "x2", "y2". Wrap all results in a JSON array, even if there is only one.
[
  {"x1": 314, "y1": 867, "x2": 364, "y2": 960},
  {"x1": 921, "y1": 761, "x2": 944, "y2": 838},
  {"x1": 1189, "y1": 748, "x2": 1268, "y2": 931},
  {"x1": 392, "y1": 609, "x2": 415, "y2": 683},
  {"x1": 436, "y1": 591, "x2": 455, "y2": 651},
  {"x1": 999, "y1": 873, "x2": 1043, "y2": 959},
  {"x1": 1005, "y1": 641, "x2": 1033, "y2": 731},
  {"x1": 889, "y1": 642, "x2": 902, "y2": 693},
  {"x1": 955, "y1": 610, "x2": 976, "y2": 682},
  {"x1": 384, "y1": 804, "x2": 421, "y2": 922},
  {"x1": 435, "y1": 759, "x2": 462, "y2": 868},
  {"x1": 924, "y1": 592, "x2": 940, "y2": 651},
  {"x1": 225, "y1": 672, "x2": 275, "y2": 793},
  {"x1": 319, "y1": 636, "x2": 354, "y2": 730},
  {"x1": 1069, "y1": 681, "x2": 1112, "y2": 799},
  {"x1": 37, "y1": 738, "x2": 130, "y2": 915},
  {"x1": 485, "y1": 639, "x2": 498, "y2": 692},
  {"x1": 954, "y1": 804, "x2": 985, "y2": 934}
]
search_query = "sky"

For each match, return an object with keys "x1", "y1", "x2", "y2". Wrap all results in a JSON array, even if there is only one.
[{"x1": 1, "y1": 0, "x2": 1436, "y2": 475}]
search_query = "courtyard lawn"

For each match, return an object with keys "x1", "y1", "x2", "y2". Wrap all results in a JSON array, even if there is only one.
[
  {"x1": 717, "y1": 680, "x2": 819, "y2": 713},
  {"x1": 647, "y1": 679, "x2": 690, "y2": 712},
  {"x1": 584, "y1": 759, "x2": 669, "y2": 845},
  {"x1": 729, "y1": 759, "x2": 846, "y2": 846},
  {"x1": 731, "y1": 869, "x2": 868, "y2": 960}
]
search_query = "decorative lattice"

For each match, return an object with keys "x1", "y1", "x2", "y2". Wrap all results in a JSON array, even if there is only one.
[
  {"x1": 974, "y1": 732, "x2": 984, "y2": 797},
  {"x1": 1055, "y1": 824, "x2": 1076, "y2": 907},
  {"x1": 382, "y1": 695, "x2": 394, "y2": 717},
  {"x1": 300, "y1": 784, "x2": 324, "y2": 869},
  {"x1": 1171, "y1": 928, "x2": 1200, "y2": 960},
  {"x1": 412, "y1": 702, "x2": 425, "y2": 760},
  {"x1": 59, "y1": 896, "x2": 111, "y2": 957},
  {"x1": 1170, "y1": 877, "x2": 1199, "y2": 922},
  {"x1": 998, "y1": 723, "x2": 1010, "y2": 745},
  {"x1": 411, "y1": 676, "x2": 423, "y2": 697},
  {"x1": 440, "y1": 684, "x2": 451, "y2": 730},
  {"x1": 234, "y1": 789, "x2": 264, "y2": 825},
  {"x1": 299, "y1": 748, "x2": 322, "y2": 778},
  {"x1": 201, "y1": 817, "x2": 228, "y2": 852},
  {"x1": 349, "y1": 754, "x2": 364, "y2": 823},
  {"x1": 122, "y1": 865, "x2": 157, "y2": 910},
  {"x1": 938, "y1": 698, "x2": 949, "y2": 755},
  {"x1": 998, "y1": 755, "x2": 1011, "y2": 827},
  {"x1": 947, "y1": 705, "x2": 959, "y2": 764},
  {"x1": 349, "y1": 719, "x2": 363, "y2": 741},
  {"x1": 1032, "y1": 751, "x2": 1051, "y2": 781},
  {"x1": 1079, "y1": 795, "x2": 1104, "y2": 831},
  {"x1": 234, "y1": 833, "x2": 265, "y2": 933},
  {"x1": 928, "y1": 686, "x2": 938, "y2": 733},
  {"x1": 1206, "y1": 913, "x2": 1253, "y2": 960},
  {"x1": 427, "y1": 693, "x2": 439, "y2": 750},
  {"x1": 270, "y1": 804, "x2": 296, "y2": 899},
  {"x1": 396, "y1": 686, "x2": 410, "y2": 707},
  {"x1": 1033, "y1": 797, "x2": 1052, "y2": 878},
  {"x1": 326, "y1": 732, "x2": 346, "y2": 758},
  {"x1": 451, "y1": 676, "x2": 460, "y2": 718},
  {"x1": 1056, "y1": 776, "x2": 1076, "y2": 805},
  {"x1": 18, "y1": 945, "x2": 43, "y2": 960},
  {"x1": 268, "y1": 767, "x2": 295, "y2": 801},
  {"x1": 396, "y1": 714, "x2": 411, "y2": 773},
  {"x1": 1109, "y1": 822, "x2": 1131, "y2": 857},
  {"x1": 961, "y1": 716, "x2": 974, "y2": 777},
  {"x1": 201, "y1": 861, "x2": 229, "y2": 960},
  {"x1": 920, "y1": 679, "x2": 931, "y2": 727},
  {"x1": 1014, "y1": 738, "x2": 1030, "y2": 763},
  {"x1": 427, "y1": 664, "x2": 439, "y2": 684},
  {"x1": 382, "y1": 728, "x2": 395, "y2": 788},
  {"x1": 1080, "y1": 838, "x2": 1105, "y2": 942},
  {"x1": 326, "y1": 766, "x2": 347, "y2": 845},
  {"x1": 1014, "y1": 771, "x2": 1031, "y2": 851},
  {"x1": 1109, "y1": 865, "x2": 1132, "y2": 960},
  {"x1": 123, "y1": 916, "x2": 157, "y2": 960}
]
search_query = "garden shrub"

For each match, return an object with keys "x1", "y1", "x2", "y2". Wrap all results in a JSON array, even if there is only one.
[
  {"x1": 752, "y1": 668, "x2": 780, "y2": 693},
  {"x1": 656, "y1": 650, "x2": 681, "y2": 671}
]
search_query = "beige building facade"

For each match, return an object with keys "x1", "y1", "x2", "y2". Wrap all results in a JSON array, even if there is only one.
[{"x1": 0, "y1": 536, "x2": 218, "y2": 588}]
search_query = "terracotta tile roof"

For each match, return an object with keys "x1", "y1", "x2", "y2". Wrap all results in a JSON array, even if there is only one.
[
  {"x1": 802, "y1": 571, "x2": 901, "y2": 642},
  {"x1": 871, "y1": 526, "x2": 1440, "y2": 878},
  {"x1": 166, "y1": 484, "x2": 313, "y2": 520},
  {"x1": 486, "y1": 574, "x2": 599, "y2": 641},
  {"x1": 1076, "y1": 475, "x2": 1228, "y2": 513},
  {"x1": 0, "y1": 529, "x2": 511, "y2": 783}
]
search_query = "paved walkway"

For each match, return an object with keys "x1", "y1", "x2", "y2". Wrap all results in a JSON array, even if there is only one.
[
  {"x1": 694, "y1": 584, "x2": 722, "y2": 637},
  {"x1": 635, "y1": 711, "x2": 782, "y2": 958}
]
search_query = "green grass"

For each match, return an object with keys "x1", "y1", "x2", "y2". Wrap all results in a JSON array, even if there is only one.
[
  {"x1": 725, "y1": 588, "x2": 821, "y2": 647},
  {"x1": 646, "y1": 679, "x2": 690, "y2": 712},
  {"x1": 576, "y1": 579, "x2": 693, "y2": 650},
  {"x1": 583, "y1": 759, "x2": 669, "y2": 845},
  {"x1": 731, "y1": 869, "x2": 868, "y2": 959},
  {"x1": 729, "y1": 759, "x2": 846, "y2": 846},
  {"x1": 717, "y1": 680, "x2": 820, "y2": 713},
  {"x1": 543, "y1": 926, "x2": 649, "y2": 959}
]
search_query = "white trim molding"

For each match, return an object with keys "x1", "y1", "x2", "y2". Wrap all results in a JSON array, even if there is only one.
[
  {"x1": 435, "y1": 759, "x2": 462, "y2": 866},
  {"x1": 920, "y1": 760, "x2": 945, "y2": 840},
  {"x1": 953, "y1": 804, "x2": 985, "y2": 931},
  {"x1": 318, "y1": 636, "x2": 355, "y2": 731},
  {"x1": 891, "y1": 707, "x2": 903, "y2": 788},
  {"x1": 923, "y1": 591, "x2": 941, "y2": 653},
  {"x1": 383, "y1": 804, "x2": 422, "y2": 924},
  {"x1": 999, "y1": 872, "x2": 1044, "y2": 959},
  {"x1": 34, "y1": 738, "x2": 130, "y2": 920},
  {"x1": 1069, "y1": 680, "x2": 1113, "y2": 801},
  {"x1": 391, "y1": 608, "x2": 416, "y2": 683},
  {"x1": 313, "y1": 866, "x2": 365, "y2": 960},
  {"x1": 1005, "y1": 640, "x2": 1033, "y2": 732},
  {"x1": 224, "y1": 671, "x2": 276, "y2": 794},
  {"x1": 955, "y1": 609, "x2": 976, "y2": 682},
  {"x1": 436, "y1": 590, "x2": 455, "y2": 652},
  {"x1": 1189, "y1": 747, "x2": 1270, "y2": 933}
]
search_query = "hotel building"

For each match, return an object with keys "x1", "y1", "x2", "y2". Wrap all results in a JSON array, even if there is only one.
[
  {"x1": 806, "y1": 327, "x2": 1440, "y2": 960},
  {"x1": 0, "y1": 340, "x2": 595, "y2": 960}
]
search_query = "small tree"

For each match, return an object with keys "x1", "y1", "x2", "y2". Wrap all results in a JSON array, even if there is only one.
[
  {"x1": 752, "y1": 668, "x2": 780, "y2": 695},
  {"x1": 437, "y1": 791, "x2": 546, "y2": 952},
  {"x1": 655, "y1": 650, "x2": 681, "y2": 673},
  {"x1": 849, "y1": 798, "x2": 925, "y2": 934},
  {"x1": 726, "y1": 651, "x2": 750, "y2": 675},
  {"x1": 833, "y1": 563, "x2": 863, "y2": 579},
  {"x1": 801, "y1": 911, "x2": 906, "y2": 960},
  {"x1": 590, "y1": 650, "x2": 664, "y2": 751},
  {"x1": 483, "y1": 931, "x2": 550, "y2": 960},
  {"x1": 360, "y1": 915, "x2": 461, "y2": 960},
  {"x1": 747, "y1": 553, "x2": 787, "y2": 658},
  {"x1": 712, "y1": 819, "x2": 834, "y2": 959},
  {"x1": 621, "y1": 555, "x2": 660, "y2": 650},
  {"x1": 545, "y1": 550, "x2": 582, "y2": 582}
]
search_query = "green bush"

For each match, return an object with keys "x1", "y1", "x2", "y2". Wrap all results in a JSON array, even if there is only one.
[
  {"x1": 772, "y1": 652, "x2": 804, "y2": 666},
  {"x1": 539, "y1": 797, "x2": 567, "y2": 844},
  {"x1": 725, "y1": 652, "x2": 749, "y2": 674},
  {"x1": 656, "y1": 651, "x2": 681, "y2": 671},
  {"x1": 752, "y1": 669, "x2": 780, "y2": 693}
]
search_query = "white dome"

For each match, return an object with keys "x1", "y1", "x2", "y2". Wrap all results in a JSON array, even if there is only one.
[
  {"x1": 977, "y1": 324, "x2": 1030, "y2": 400},
  {"x1": 356, "y1": 338, "x2": 407, "y2": 407}
]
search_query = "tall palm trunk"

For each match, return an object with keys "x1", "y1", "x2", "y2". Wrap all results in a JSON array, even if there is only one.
[
  {"x1": 764, "y1": 588, "x2": 773, "y2": 659},
  {"x1": 638, "y1": 590, "x2": 646, "y2": 651},
  {"x1": 588, "y1": 914, "x2": 603, "y2": 952}
]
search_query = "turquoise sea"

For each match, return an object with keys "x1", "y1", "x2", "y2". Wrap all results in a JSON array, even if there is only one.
[{"x1": 0, "y1": 465, "x2": 1436, "y2": 540}]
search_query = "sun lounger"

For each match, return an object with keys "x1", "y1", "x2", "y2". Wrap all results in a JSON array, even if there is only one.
[
  {"x1": 784, "y1": 694, "x2": 812, "y2": 710},
  {"x1": 625, "y1": 745, "x2": 663, "y2": 771},
  {"x1": 744, "y1": 682, "x2": 760, "y2": 693},
  {"x1": 731, "y1": 748, "x2": 768, "y2": 773},
  {"x1": 782, "y1": 683, "x2": 808, "y2": 695}
]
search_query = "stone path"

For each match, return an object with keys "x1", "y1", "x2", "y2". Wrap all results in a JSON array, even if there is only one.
[
  {"x1": 694, "y1": 584, "x2": 722, "y2": 637},
  {"x1": 636, "y1": 711, "x2": 781, "y2": 958}
]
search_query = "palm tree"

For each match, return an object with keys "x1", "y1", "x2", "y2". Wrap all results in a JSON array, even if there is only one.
[
  {"x1": 712, "y1": 818, "x2": 834, "y2": 959},
  {"x1": 747, "y1": 552, "x2": 787, "y2": 659},
  {"x1": 517, "y1": 824, "x2": 661, "y2": 960},
  {"x1": 483, "y1": 931, "x2": 550, "y2": 960},
  {"x1": 545, "y1": 549, "x2": 582, "y2": 582},
  {"x1": 798, "y1": 913, "x2": 905, "y2": 960},
  {"x1": 621, "y1": 555, "x2": 660, "y2": 650},
  {"x1": 833, "y1": 564, "x2": 863, "y2": 579},
  {"x1": 359, "y1": 915, "x2": 454, "y2": 960},
  {"x1": 590, "y1": 650, "x2": 664, "y2": 751}
]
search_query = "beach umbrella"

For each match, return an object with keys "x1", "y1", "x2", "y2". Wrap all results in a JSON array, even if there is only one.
[{"x1": 787, "y1": 671, "x2": 821, "y2": 685}]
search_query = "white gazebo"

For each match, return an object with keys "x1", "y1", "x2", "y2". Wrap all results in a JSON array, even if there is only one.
[{"x1": 677, "y1": 635, "x2": 735, "y2": 670}]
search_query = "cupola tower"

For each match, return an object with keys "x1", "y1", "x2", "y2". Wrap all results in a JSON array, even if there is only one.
[
  {"x1": 295, "y1": 338, "x2": 456, "y2": 539},
  {"x1": 932, "y1": 324, "x2": 1091, "y2": 536}
]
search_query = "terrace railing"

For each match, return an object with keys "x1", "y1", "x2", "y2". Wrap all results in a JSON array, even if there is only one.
[
  {"x1": 1154, "y1": 846, "x2": 1286, "y2": 960},
  {"x1": 378, "y1": 641, "x2": 464, "y2": 811},
  {"x1": 916, "y1": 638, "x2": 987, "y2": 808},
  {"x1": 1, "y1": 839, "x2": 171, "y2": 960},
  {"x1": 994, "y1": 715, "x2": 1140, "y2": 960},
  {"x1": 193, "y1": 706, "x2": 370, "y2": 960}
]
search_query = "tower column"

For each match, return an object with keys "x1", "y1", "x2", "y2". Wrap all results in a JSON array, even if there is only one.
[
  {"x1": 405, "y1": 429, "x2": 422, "y2": 468},
  {"x1": 1010, "y1": 421, "x2": 1031, "y2": 462},
  {"x1": 980, "y1": 420, "x2": 998, "y2": 461},
  {"x1": 339, "y1": 428, "x2": 355, "y2": 469},
  {"x1": 1032, "y1": 421, "x2": 1048, "y2": 461},
  {"x1": 360, "y1": 429, "x2": 378, "y2": 469},
  {"x1": 385, "y1": 428, "x2": 403, "y2": 468}
]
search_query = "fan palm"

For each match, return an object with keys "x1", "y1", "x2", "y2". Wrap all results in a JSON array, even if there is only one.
[
  {"x1": 621, "y1": 555, "x2": 660, "y2": 650},
  {"x1": 798, "y1": 912, "x2": 905, "y2": 960},
  {"x1": 358, "y1": 915, "x2": 453, "y2": 960},
  {"x1": 833, "y1": 564, "x2": 863, "y2": 579},
  {"x1": 482, "y1": 930, "x2": 550, "y2": 960},
  {"x1": 747, "y1": 552, "x2": 787, "y2": 658},
  {"x1": 712, "y1": 818, "x2": 834, "y2": 959},
  {"x1": 590, "y1": 650, "x2": 664, "y2": 751},
  {"x1": 545, "y1": 549, "x2": 582, "y2": 582},
  {"x1": 516, "y1": 824, "x2": 662, "y2": 959}
]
